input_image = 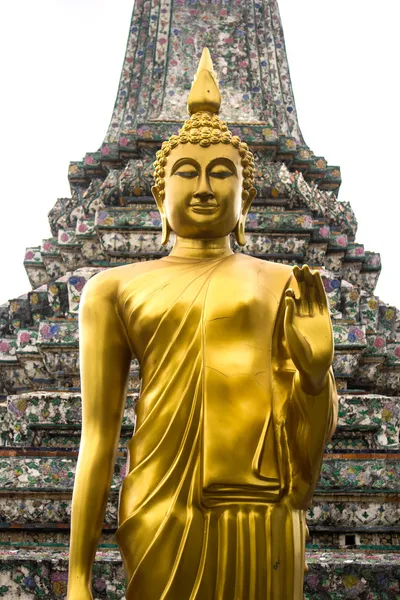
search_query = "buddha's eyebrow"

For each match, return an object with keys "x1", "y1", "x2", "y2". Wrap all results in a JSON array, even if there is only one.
[
  {"x1": 171, "y1": 158, "x2": 199, "y2": 175},
  {"x1": 207, "y1": 158, "x2": 238, "y2": 176}
]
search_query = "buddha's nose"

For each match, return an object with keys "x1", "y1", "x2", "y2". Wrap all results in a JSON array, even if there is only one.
[
  {"x1": 193, "y1": 177, "x2": 215, "y2": 201},
  {"x1": 194, "y1": 190, "x2": 215, "y2": 201}
]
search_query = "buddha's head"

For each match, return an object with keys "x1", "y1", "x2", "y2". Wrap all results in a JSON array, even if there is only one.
[{"x1": 152, "y1": 48, "x2": 256, "y2": 246}]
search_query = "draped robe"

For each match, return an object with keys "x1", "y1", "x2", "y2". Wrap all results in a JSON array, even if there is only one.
[{"x1": 115, "y1": 253, "x2": 337, "y2": 600}]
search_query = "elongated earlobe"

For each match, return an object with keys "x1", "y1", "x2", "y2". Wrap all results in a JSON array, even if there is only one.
[
  {"x1": 152, "y1": 185, "x2": 171, "y2": 246},
  {"x1": 234, "y1": 215, "x2": 246, "y2": 246},
  {"x1": 161, "y1": 214, "x2": 171, "y2": 246},
  {"x1": 234, "y1": 187, "x2": 256, "y2": 246}
]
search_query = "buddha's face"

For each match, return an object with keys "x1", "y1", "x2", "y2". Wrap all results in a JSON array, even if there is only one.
[{"x1": 161, "y1": 143, "x2": 244, "y2": 239}]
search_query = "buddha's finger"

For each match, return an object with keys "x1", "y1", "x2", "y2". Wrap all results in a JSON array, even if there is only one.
[
  {"x1": 285, "y1": 295, "x2": 296, "y2": 323},
  {"x1": 293, "y1": 265, "x2": 307, "y2": 315},
  {"x1": 298, "y1": 265, "x2": 311, "y2": 316},
  {"x1": 285, "y1": 289, "x2": 299, "y2": 317},
  {"x1": 314, "y1": 272, "x2": 328, "y2": 314},
  {"x1": 302, "y1": 266, "x2": 316, "y2": 317},
  {"x1": 293, "y1": 265, "x2": 303, "y2": 284},
  {"x1": 286, "y1": 287, "x2": 297, "y2": 299}
]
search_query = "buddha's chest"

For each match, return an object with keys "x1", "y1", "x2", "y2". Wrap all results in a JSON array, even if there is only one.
[{"x1": 120, "y1": 259, "x2": 279, "y2": 374}]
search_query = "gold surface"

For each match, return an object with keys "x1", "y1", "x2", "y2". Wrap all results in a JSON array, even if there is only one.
[
  {"x1": 187, "y1": 47, "x2": 221, "y2": 115},
  {"x1": 67, "y1": 49, "x2": 337, "y2": 600}
]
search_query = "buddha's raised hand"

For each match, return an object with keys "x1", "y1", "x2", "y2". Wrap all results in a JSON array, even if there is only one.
[{"x1": 284, "y1": 265, "x2": 334, "y2": 395}]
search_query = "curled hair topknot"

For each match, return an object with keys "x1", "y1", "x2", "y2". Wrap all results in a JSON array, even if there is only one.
[{"x1": 153, "y1": 111, "x2": 255, "y2": 201}]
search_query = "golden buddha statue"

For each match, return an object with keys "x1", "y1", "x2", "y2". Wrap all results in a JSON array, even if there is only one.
[{"x1": 67, "y1": 49, "x2": 338, "y2": 600}]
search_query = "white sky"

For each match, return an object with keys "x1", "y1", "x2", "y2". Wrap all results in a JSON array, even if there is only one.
[{"x1": 1, "y1": 0, "x2": 399, "y2": 308}]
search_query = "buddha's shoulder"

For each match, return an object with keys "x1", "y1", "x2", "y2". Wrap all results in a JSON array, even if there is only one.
[{"x1": 81, "y1": 259, "x2": 166, "y2": 301}]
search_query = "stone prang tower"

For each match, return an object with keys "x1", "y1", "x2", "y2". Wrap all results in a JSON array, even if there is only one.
[{"x1": 0, "y1": 1, "x2": 398, "y2": 597}]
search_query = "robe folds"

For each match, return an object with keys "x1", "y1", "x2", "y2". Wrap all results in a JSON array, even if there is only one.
[{"x1": 115, "y1": 253, "x2": 337, "y2": 600}]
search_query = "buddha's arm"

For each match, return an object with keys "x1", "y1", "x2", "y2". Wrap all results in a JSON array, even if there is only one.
[
  {"x1": 275, "y1": 266, "x2": 338, "y2": 506},
  {"x1": 67, "y1": 273, "x2": 132, "y2": 600},
  {"x1": 290, "y1": 368, "x2": 338, "y2": 478}
]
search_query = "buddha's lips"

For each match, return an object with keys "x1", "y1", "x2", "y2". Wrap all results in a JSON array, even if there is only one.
[{"x1": 189, "y1": 201, "x2": 219, "y2": 214}]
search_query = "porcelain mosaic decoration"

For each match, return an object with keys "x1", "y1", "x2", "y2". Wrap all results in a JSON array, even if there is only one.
[{"x1": 0, "y1": 0, "x2": 399, "y2": 597}]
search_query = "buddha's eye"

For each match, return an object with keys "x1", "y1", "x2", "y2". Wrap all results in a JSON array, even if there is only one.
[
  {"x1": 209, "y1": 170, "x2": 233, "y2": 179},
  {"x1": 174, "y1": 169, "x2": 198, "y2": 179}
]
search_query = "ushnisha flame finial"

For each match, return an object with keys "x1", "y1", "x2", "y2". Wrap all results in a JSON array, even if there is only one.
[{"x1": 187, "y1": 48, "x2": 221, "y2": 116}]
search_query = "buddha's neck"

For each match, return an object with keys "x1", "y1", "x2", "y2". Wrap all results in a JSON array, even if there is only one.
[{"x1": 170, "y1": 236, "x2": 233, "y2": 260}]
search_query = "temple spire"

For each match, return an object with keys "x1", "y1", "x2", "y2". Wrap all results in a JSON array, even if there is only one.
[{"x1": 104, "y1": 0, "x2": 305, "y2": 146}]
